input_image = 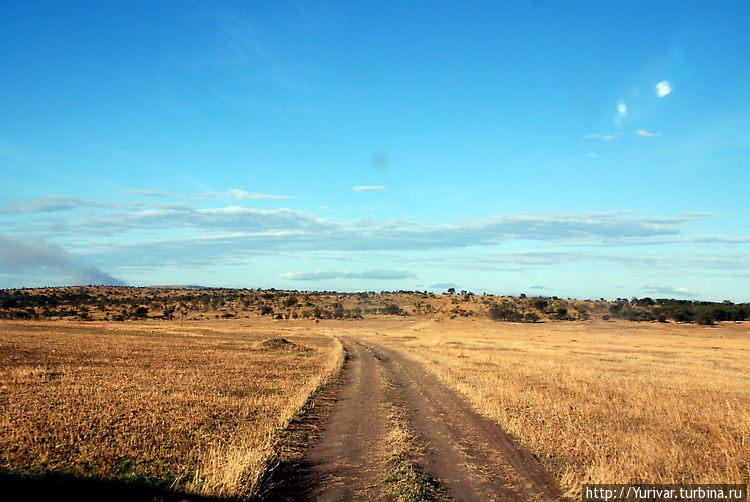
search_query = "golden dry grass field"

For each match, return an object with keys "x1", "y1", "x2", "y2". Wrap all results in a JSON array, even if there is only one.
[
  {"x1": 0, "y1": 318, "x2": 343, "y2": 499},
  {"x1": 1, "y1": 314, "x2": 748, "y2": 500},
  {"x1": 361, "y1": 317, "x2": 750, "y2": 498}
]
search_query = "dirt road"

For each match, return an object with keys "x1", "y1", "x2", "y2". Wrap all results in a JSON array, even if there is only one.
[{"x1": 294, "y1": 333, "x2": 564, "y2": 501}]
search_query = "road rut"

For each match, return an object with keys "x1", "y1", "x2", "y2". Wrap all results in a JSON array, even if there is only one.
[{"x1": 296, "y1": 334, "x2": 563, "y2": 501}]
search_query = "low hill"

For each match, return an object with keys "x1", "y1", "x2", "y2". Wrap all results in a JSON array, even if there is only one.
[{"x1": 0, "y1": 286, "x2": 747, "y2": 325}]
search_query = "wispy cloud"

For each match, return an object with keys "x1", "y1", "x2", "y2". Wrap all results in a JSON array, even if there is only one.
[
  {"x1": 221, "y1": 189, "x2": 293, "y2": 200},
  {"x1": 118, "y1": 189, "x2": 180, "y2": 198},
  {"x1": 351, "y1": 186, "x2": 387, "y2": 192},
  {"x1": 437, "y1": 249, "x2": 750, "y2": 276},
  {"x1": 429, "y1": 282, "x2": 458, "y2": 290},
  {"x1": 0, "y1": 196, "x2": 106, "y2": 214},
  {"x1": 584, "y1": 133, "x2": 619, "y2": 140},
  {"x1": 118, "y1": 189, "x2": 293, "y2": 200},
  {"x1": 281, "y1": 269, "x2": 414, "y2": 281},
  {"x1": 6, "y1": 193, "x2": 743, "y2": 289},
  {"x1": 643, "y1": 284, "x2": 694, "y2": 297},
  {"x1": 16, "y1": 207, "x2": 692, "y2": 248},
  {"x1": 636, "y1": 129, "x2": 663, "y2": 138}
]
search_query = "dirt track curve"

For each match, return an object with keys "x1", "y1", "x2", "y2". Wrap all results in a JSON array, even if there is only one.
[{"x1": 295, "y1": 334, "x2": 564, "y2": 501}]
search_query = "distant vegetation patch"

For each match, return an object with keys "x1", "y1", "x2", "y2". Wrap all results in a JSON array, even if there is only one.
[{"x1": 0, "y1": 286, "x2": 746, "y2": 325}]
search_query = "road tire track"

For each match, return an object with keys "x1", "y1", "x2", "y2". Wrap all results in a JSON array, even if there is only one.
[
  {"x1": 296, "y1": 338, "x2": 392, "y2": 501},
  {"x1": 360, "y1": 337, "x2": 563, "y2": 502},
  {"x1": 296, "y1": 335, "x2": 564, "y2": 501}
]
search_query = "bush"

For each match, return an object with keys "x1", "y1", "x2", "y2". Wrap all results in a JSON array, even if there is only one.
[
  {"x1": 524, "y1": 312, "x2": 540, "y2": 323},
  {"x1": 383, "y1": 304, "x2": 405, "y2": 316},
  {"x1": 532, "y1": 299, "x2": 548, "y2": 311},
  {"x1": 695, "y1": 313, "x2": 715, "y2": 326},
  {"x1": 672, "y1": 308, "x2": 693, "y2": 323},
  {"x1": 488, "y1": 303, "x2": 523, "y2": 322},
  {"x1": 132, "y1": 306, "x2": 149, "y2": 319}
]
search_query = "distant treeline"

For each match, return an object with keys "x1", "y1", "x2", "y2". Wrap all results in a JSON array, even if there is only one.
[
  {"x1": 0, "y1": 286, "x2": 747, "y2": 326},
  {"x1": 486, "y1": 296, "x2": 748, "y2": 325},
  {"x1": 604, "y1": 297, "x2": 747, "y2": 325}
]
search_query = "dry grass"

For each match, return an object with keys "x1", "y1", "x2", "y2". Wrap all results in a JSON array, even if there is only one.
[
  {"x1": 381, "y1": 366, "x2": 444, "y2": 502},
  {"x1": 380, "y1": 318, "x2": 750, "y2": 498},
  {"x1": 0, "y1": 318, "x2": 343, "y2": 498},
  {"x1": 5, "y1": 314, "x2": 747, "y2": 500}
]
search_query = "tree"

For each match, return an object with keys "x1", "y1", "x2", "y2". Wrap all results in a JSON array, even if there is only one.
[
  {"x1": 695, "y1": 313, "x2": 715, "y2": 326},
  {"x1": 711, "y1": 307, "x2": 728, "y2": 322},
  {"x1": 524, "y1": 312, "x2": 540, "y2": 323},
  {"x1": 488, "y1": 303, "x2": 523, "y2": 322},
  {"x1": 163, "y1": 306, "x2": 175, "y2": 320},
  {"x1": 132, "y1": 306, "x2": 149, "y2": 319},
  {"x1": 383, "y1": 303, "x2": 405, "y2": 315},
  {"x1": 533, "y1": 299, "x2": 548, "y2": 311}
]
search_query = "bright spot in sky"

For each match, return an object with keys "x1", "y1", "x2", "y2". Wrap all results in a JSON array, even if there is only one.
[
  {"x1": 617, "y1": 101, "x2": 627, "y2": 116},
  {"x1": 656, "y1": 80, "x2": 672, "y2": 97}
]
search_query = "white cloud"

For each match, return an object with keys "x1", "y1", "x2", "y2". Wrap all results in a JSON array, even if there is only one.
[
  {"x1": 118, "y1": 189, "x2": 293, "y2": 200},
  {"x1": 281, "y1": 269, "x2": 414, "y2": 281},
  {"x1": 636, "y1": 129, "x2": 663, "y2": 137},
  {"x1": 587, "y1": 153, "x2": 599, "y2": 158},
  {"x1": 0, "y1": 196, "x2": 102, "y2": 214},
  {"x1": 656, "y1": 80, "x2": 672, "y2": 98},
  {"x1": 617, "y1": 101, "x2": 627, "y2": 116},
  {"x1": 118, "y1": 189, "x2": 177, "y2": 198},
  {"x1": 584, "y1": 133, "x2": 619, "y2": 140},
  {"x1": 6, "y1": 200, "x2": 726, "y2": 285},
  {"x1": 26, "y1": 208, "x2": 693, "y2": 248},
  {"x1": 224, "y1": 189, "x2": 251, "y2": 199},
  {"x1": 429, "y1": 282, "x2": 459, "y2": 290},
  {"x1": 222, "y1": 189, "x2": 293, "y2": 200},
  {"x1": 643, "y1": 284, "x2": 694, "y2": 297},
  {"x1": 351, "y1": 186, "x2": 387, "y2": 192}
]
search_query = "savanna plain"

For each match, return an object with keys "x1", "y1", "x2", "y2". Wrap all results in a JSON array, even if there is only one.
[{"x1": 0, "y1": 288, "x2": 748, "y2": 500}]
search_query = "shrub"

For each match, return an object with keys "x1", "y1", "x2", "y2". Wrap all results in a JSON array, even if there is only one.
[
  {"x1": 695, "y1": 313, "x2": 715, "y2": 326},
  {"x1": 488, "y1": 303, "x2": 523, "y2": 322},
  {"x1": 383, "y1": 304, "x2": 405, "y2": 316},
  {"x1": 532, "y1": 299, "x2": 548, "y2": 311}
]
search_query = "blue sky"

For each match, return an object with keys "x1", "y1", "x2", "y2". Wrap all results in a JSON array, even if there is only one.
[{"x1": 1, "y1": 1, "x2": 749, "y2": 301}]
